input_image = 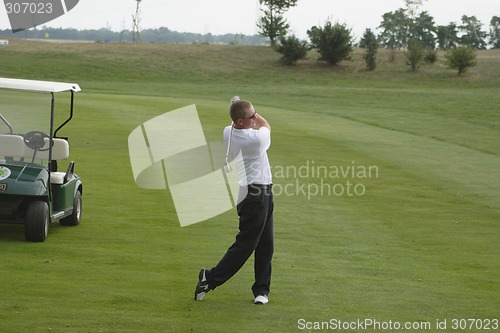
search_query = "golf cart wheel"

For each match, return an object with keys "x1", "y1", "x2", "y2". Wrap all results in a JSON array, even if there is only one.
[
  {"x1": 25, "y1": 201, "x2": 49, "y2": 242},
  {"x1": 60, "y1": 190, "x2": 82, "y2": 226}
]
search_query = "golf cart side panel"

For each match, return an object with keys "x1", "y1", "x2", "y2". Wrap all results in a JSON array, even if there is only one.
[
  {"x1": 0, "y1": 195, "x2": 23, "y2": 223},
  {"x1": 0, "y1": 193, "x2": 49, "y2": 224},
  {"x1": 0, "y1": 164, "x2": 48, "y2": 224},
  {"x1": 52, "y1": 176, "x2": 82, "y2": 212},
  {"x1": 0, "y1": 165, "x2": 49, "y2": 196}
]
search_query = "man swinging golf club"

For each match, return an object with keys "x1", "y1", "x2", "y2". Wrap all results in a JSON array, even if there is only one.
[{"x1": 194, "y1": 97, "x2": 274, "y2": 305}]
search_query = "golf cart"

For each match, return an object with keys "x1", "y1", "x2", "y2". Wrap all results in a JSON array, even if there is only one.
[{"x1": 0, "y1": 78, "x2": 83, "y2": 242}]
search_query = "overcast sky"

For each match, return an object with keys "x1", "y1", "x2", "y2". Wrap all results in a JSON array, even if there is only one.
[{"x1": 1, "y1": 0, "x2": 497, "y2": 39}]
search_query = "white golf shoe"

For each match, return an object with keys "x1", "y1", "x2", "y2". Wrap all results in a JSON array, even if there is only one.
[{"x1": 253, "y1": 295, "x2": 269, "y2": 305}]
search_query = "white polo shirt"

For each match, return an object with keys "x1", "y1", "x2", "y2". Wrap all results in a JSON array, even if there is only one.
[{"x1": 224, "y1": 126, "x2": 272, "y2": 186}]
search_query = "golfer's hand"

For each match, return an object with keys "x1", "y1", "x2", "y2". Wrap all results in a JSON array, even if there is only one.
[{"x1": 255, "y1": 114, "x2": 271, "y2": 131}]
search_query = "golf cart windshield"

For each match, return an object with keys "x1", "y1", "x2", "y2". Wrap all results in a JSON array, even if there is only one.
[{"x1": 0, "y1": 78, "x2": 80, "y2": 169}]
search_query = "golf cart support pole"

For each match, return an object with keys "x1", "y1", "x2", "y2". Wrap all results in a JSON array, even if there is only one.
[
  {"x1": 0, "y1": 114, "x2": 13, "y2": 134},
  {"x1": 54, "y1": 90, "x2": 75, "y2": 139},
  {"x1": 48, "y1": 92, "x2": 55, "y2": 207}
]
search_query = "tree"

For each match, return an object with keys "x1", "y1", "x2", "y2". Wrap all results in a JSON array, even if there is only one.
[
  {"x1": 379, "y1": 2, "x2": 439, "y2": 50},
  {"x1": 275, "y1": 35, "x2": 309, "y2": 65},
  {"x1": 445, "y1": 46, "x2": 477, "y2": 75},
  {"x1": 257, "y1": 0, "x2": 298, "y2": 47},
  {"x1": 459, "y1": 15, "x2": 487, "y2": 49},
  {"x1": 360, "y1": 29, "x2": 378, "y2": 71},
  {"x1": 490, "y1": 16, "x2": 500, "y2": 48},
  {"x1": 406, "y1": 39, "x2": 424, "y2": 72},
  {"x1": 412, "y1": 11, "x2": 436, "y2": 48},
  {"x1": 436, "y1": 23, "x2": 459, "y2": 49},
  {"x1": 404, "y1": 0, "x2": 426, "y2": 39},
  {"x1": 404, "y1": 0, "x2": 425, "y2": 19},
  {"x1": 307, "y1": 21, "x2": 354, "y2": 66},
  {"x1": 378, "y1": 9, "x2": 409, "y2": 50}
]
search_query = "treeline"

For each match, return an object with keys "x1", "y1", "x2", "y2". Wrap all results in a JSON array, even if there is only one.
[
  {"x1": 255, "y1": 1, "x2": 500, "y2": 50},
  {"x1": 0, "y1": 27, "x2": 268, "y2": 45},
  {"x1": 374, "y1": 13, "x2": 500, "y2": 50}
]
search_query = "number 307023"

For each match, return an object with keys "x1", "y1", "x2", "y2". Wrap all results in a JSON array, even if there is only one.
[{"x1": 5, "y1": 2, "x2": 53, "y2": 14}]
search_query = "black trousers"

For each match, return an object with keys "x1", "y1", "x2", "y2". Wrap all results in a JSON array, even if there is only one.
[{"x1": 207, "y1": 184, "x2": 274, "y2": 297}]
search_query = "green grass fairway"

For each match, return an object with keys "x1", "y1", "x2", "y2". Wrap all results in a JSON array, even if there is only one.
[{"x1": 1, "y1": 39, "x2": 499, "y2": 332}]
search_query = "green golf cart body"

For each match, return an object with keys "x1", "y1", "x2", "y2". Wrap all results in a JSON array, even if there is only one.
[{"x1": 0, "y1": 78, "x2": 83, "y2": 242}]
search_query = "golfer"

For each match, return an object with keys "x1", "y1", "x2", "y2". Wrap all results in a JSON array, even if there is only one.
[{"x1": 195, "y1": 99, "x2": 274, "y2": 305}]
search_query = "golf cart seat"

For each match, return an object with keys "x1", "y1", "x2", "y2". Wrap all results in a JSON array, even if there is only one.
[
  {"x1": 46, "y1": 138, "x2": 71, "y2": 185},
  {"x1": 20, "y1": 137, "x2": 71, "y2": 184},
  {"x1": 50, "y1": 171, "x2": 69, "y2": 185},
  {"x1": 0, "y1": 134, "x2": 25, "y2": 158},
  {"x1": 23, "y1": 137, "x2": 70, "y2": 161},
  {"x1": 0, "y1": 134, "x2": 70, "y2": 164},
  {"x1": 0, "y1": 134, "x2": 71, "y2": 184}
]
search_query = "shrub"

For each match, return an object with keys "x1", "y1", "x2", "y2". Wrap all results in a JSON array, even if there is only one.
[
  {"x1": 307, "y1": 21, "x2": 354, "y2": 66},
  {"x1": 424, "y1": 48, "x2": 438, "y2": 64},
  {"x1": 361, "y1": 29, "x2": 378, "y2": 71},
  {"x1": 406, "y1": 39, "x2": 424, "y2": 72},
  {"x1": 275, "y1": 35, "x2": 309, "y2": 65},
  {"x1": 445, "y1": 46, "x2": 477, "y2": 75}
]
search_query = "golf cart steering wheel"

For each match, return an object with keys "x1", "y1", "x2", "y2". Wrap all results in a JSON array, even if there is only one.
[{"x1": 23, "y1": 131, "x2": 51, "y2": 151}]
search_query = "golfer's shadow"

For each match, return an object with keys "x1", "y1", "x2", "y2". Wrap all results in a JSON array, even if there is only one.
[
  {"x1": 0, "y1": 224, "x2": 25, "y2": 242},
  {"x1": 0, "y1": 223, "x2": 68, "y2": 242}
]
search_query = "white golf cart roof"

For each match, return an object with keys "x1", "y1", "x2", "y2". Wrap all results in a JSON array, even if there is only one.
[{"x1": 0, "y1": 77, "x2": 81, "y2": 93}]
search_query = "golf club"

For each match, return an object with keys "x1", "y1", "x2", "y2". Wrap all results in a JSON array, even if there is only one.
[
  {"x1": 224, "y1": 123, "x2": 233, "y2": 173},
  {"x1": 224, "y1": 96, "x2": 240, "y2": 173}
]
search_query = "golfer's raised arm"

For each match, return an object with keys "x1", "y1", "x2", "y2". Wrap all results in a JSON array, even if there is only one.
[{"x1": 255, "y1": 114, "x2": 271, "y2": 131}]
